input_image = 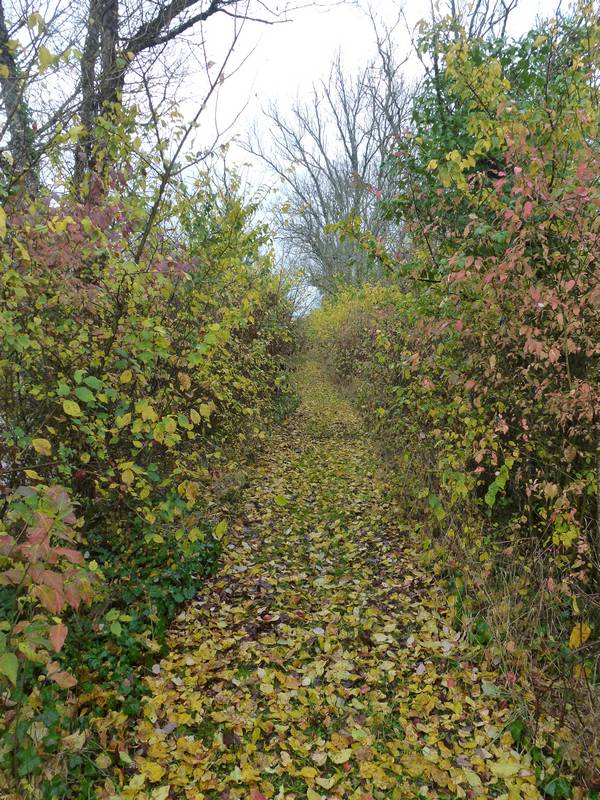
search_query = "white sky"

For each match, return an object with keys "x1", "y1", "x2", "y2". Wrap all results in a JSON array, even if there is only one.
[{"x1": 187, "y1": 0, "x2": 546, "y2": 184}]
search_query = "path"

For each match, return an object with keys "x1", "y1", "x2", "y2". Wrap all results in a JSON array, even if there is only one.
[{"x1": 121, "y1": 361, "x2": 541, "y2": 800}]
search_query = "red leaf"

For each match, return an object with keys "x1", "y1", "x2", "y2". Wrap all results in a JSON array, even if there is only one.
[
  {"x1": 523, "y1": 200, "x2": 533, "y2": 219},
  {"x1": 455, "y1": 320, "x2": 464, "y2": 332},
  {"x1": 49, "y1": 623, "x2": 68, "y2": 653},
  {"x1": 64, "y1": 583, "x2": 82, "y2": 610},
  {"x1": 41, "y1": 569, "x2": 64, "y2": 593},
  {"x1": 0, "y1": 536, "x2": 16, "y2": 555},
  {"x1": 0, "y1": 568, "x2": 23, "y2": 586},
  {"x1": 250, "y1": 790, "x2": 267, "y2": 800},
  {"x1": 54, "y1": 547, "x2": 84, "y2": 565}
]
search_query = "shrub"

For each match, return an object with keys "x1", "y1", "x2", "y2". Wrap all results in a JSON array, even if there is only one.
[
  {"x1": 0, "y1": 174, "x2": 296, "y2": 796},
  {"x1": 310, "y1": 5, "x2": 599, "y2": 785}
]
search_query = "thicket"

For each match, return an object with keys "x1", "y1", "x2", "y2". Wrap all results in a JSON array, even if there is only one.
[
  {"x1": 310, "y1": 4, "x2": 600, "y2": 787},
  {"x1": 0, "y1": 150, "x2": 295, "y2": 796}
]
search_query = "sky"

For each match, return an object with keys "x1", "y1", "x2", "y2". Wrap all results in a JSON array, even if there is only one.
[{"x1": 186, "y1": 0, "x2": 547, "y2": 185}]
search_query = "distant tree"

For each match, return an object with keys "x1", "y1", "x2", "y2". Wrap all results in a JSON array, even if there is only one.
[{"x1": 246, "y1": 36, "x2": 411, "y2": 294}]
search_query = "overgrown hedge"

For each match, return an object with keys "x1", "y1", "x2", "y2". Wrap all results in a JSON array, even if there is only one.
[
  {"x1": 0, "y1": 177, "x2": 296, "y2": 797},
  {"x1": 309, "y1": 6, "x2": 599, "y2": 781}
]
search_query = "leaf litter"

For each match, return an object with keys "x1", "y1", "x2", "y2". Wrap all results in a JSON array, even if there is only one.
[{"x1": 116, "y1": 361, "x2": 554, "y2": 800}]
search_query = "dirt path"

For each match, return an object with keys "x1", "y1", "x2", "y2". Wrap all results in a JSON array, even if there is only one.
[{"x1": 120, "y1": 361, "x2": 541, "y2": 800}]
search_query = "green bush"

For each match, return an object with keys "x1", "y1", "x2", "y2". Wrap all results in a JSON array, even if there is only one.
[{"x1": 0, "y1": 173, "x2": 296, "y2": 797}]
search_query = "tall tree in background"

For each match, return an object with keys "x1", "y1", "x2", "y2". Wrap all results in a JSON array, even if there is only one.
[{"x1": 246, "y1": 36, "x2": 411, "y2": 294}]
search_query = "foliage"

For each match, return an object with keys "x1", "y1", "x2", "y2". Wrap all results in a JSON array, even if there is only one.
[
  {"x1": 113, "y1": 361, "x2": 576, "y2": 800},
  {"x1": 309, "y1": 3, "x2": 600, "y2": 789},
  {"x1": 0, "y1": 165, "x2": 296, "y2": 796}
]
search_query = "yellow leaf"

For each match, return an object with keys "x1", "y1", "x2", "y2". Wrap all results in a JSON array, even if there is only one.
[
  {"x1": 427, "y1": 159, "x2": 438, "y2": 170},
  {"x1": 307, "y1": 789, "x2": 322, "y2": 800},
  {"x1": 150, "y1": 786, "x2": 170, "y2": 800},
  {"x1": 38, "y1": 45, "x2": 54, "y2": 72},
  {"x1": 190, "y1": 409, "x2": 200, "y2": 425},
  {"x1": 489, "y1": 758, "x2": 520, "y2": 779},
  {"x1": 0, "y1": 206, "x2": 6, "y2": 238},
  {"x1": 14, "y1": 238, "x2": 30, "y2": 261},
  {"x1": 569, "y1": 622, "x2": 591, "y2": 650},
  {"x1": 116, "y1": 412, "x2": 131, "y2": 428},
  {"x1": 120, "y1": 369, "x2": 133, "y2": 384},
  {"x1": 178, "y1": 372, "x2": 191, "y2": 391},
  {"x1": 63, "y1": 399, "x2": 82, "y2": 417},
  {"x1": 214, "y1": 520, "x2": 227, "y2": 540},
  {"x1": 300, "y1": 766, "x2": 318, "y2": 779},
  {"x1": 184, "y1": 481, "x2": 199, "y2": 502},
  {"x1": 95, "y1": 753, "x2": 112, "y2": 769},
  {"x1": 0, "y1": 64, "x2": 8, "y2": 79},
  {"x1": 32, "y1": 438, "x2": 52, "y2": 456},
  {"x1": 62, "y1": 731, "x2": 86, "y2": 752},
  {"x1": 121, "y1": 469, "x2": 134, "y2": 487},
  {"x1": 141, "y1": 761, "x2": 166, "y2": 782},
  {"x1": 25, "y1": 469, "x2": 42, "y2": 480},
  {"x1": 329, "y1": 748, "x2": 352, "y2": 764},
  {"x1": 141, "y1": 404, "x2": 158, "y2": 422},
  {"x1": 316, "y1": 776, "x2": 336, "y2": 789},
  {"x1": 199, "y1": 403, "x2": 212, "y2": 418}
]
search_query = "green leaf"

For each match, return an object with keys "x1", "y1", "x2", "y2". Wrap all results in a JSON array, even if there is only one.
[
  {"x1": 544, "y1": 777, "x2": 572, "y2": 799},
  {"x1": 274, "y1": 494, "x2": 288, "y2": 507},
  {"x1": 83, "y1": 376, "x2": 103, "y2": 390},
  {"x1": 0, "y1": 651, "x2": 19, "y2": 686},
  {"x1": 75, "y1": 386, "x2": 95, "y2": 403}
]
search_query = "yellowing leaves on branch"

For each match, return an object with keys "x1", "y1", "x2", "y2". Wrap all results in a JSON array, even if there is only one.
[
  {"x1": 0, "y1": 148, "x2": 296, "y2": 794},
  {"x1": 1, "y1": 0, "x2": 599, "y2": 798}
]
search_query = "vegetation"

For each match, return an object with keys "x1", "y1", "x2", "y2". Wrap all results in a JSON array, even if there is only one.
[
  {"x1": 310, "y1": 1, "x2": 600, "y2": 787},
  {"x1": 0, "y1": 1, "x2": 296, "y2": 792},
  {"x1": 1, "y1": 0, "x2": 599, "y2": 797}
]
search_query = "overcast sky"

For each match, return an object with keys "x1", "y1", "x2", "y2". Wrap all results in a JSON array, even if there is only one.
[{"x1": 187, "y1": 0, "x2": 546, "y2": 185}]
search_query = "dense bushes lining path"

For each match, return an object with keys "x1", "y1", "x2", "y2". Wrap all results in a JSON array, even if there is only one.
[{"x1": 114, "y1": 360, "x2": 560, "y2": 800}]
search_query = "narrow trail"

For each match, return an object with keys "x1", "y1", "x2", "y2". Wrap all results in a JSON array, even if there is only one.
[{"x1": 121, "y1": 361, "x2": 541, "y2": 800}]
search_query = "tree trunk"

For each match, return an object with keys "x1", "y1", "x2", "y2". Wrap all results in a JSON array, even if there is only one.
[{"x1": 0, "y1": 0, "x2": 38, "y2": 195}]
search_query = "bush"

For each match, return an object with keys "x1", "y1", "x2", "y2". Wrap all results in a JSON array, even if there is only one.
[
  {"x1": 309, "y1": 6, "x2": 599, "y2": 785},
  {"x1": 0, "y1": 173, "x2": 296, "y2": 796}
]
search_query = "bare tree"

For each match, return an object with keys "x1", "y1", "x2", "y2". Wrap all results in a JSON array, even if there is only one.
[{"x1": 246, "y1": 37, "x2": 410, "y2": 294}]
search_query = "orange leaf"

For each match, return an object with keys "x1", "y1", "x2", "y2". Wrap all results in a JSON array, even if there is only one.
[
  {"x1": 47, "y1": 661, "x2": 77, "y2": 689},
  {"x1": 49, "y1": 623, "x2": 68, "y2": 653},
  {"x1": 33, "y1": 584, "x2": 64, "y2": 614}
]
